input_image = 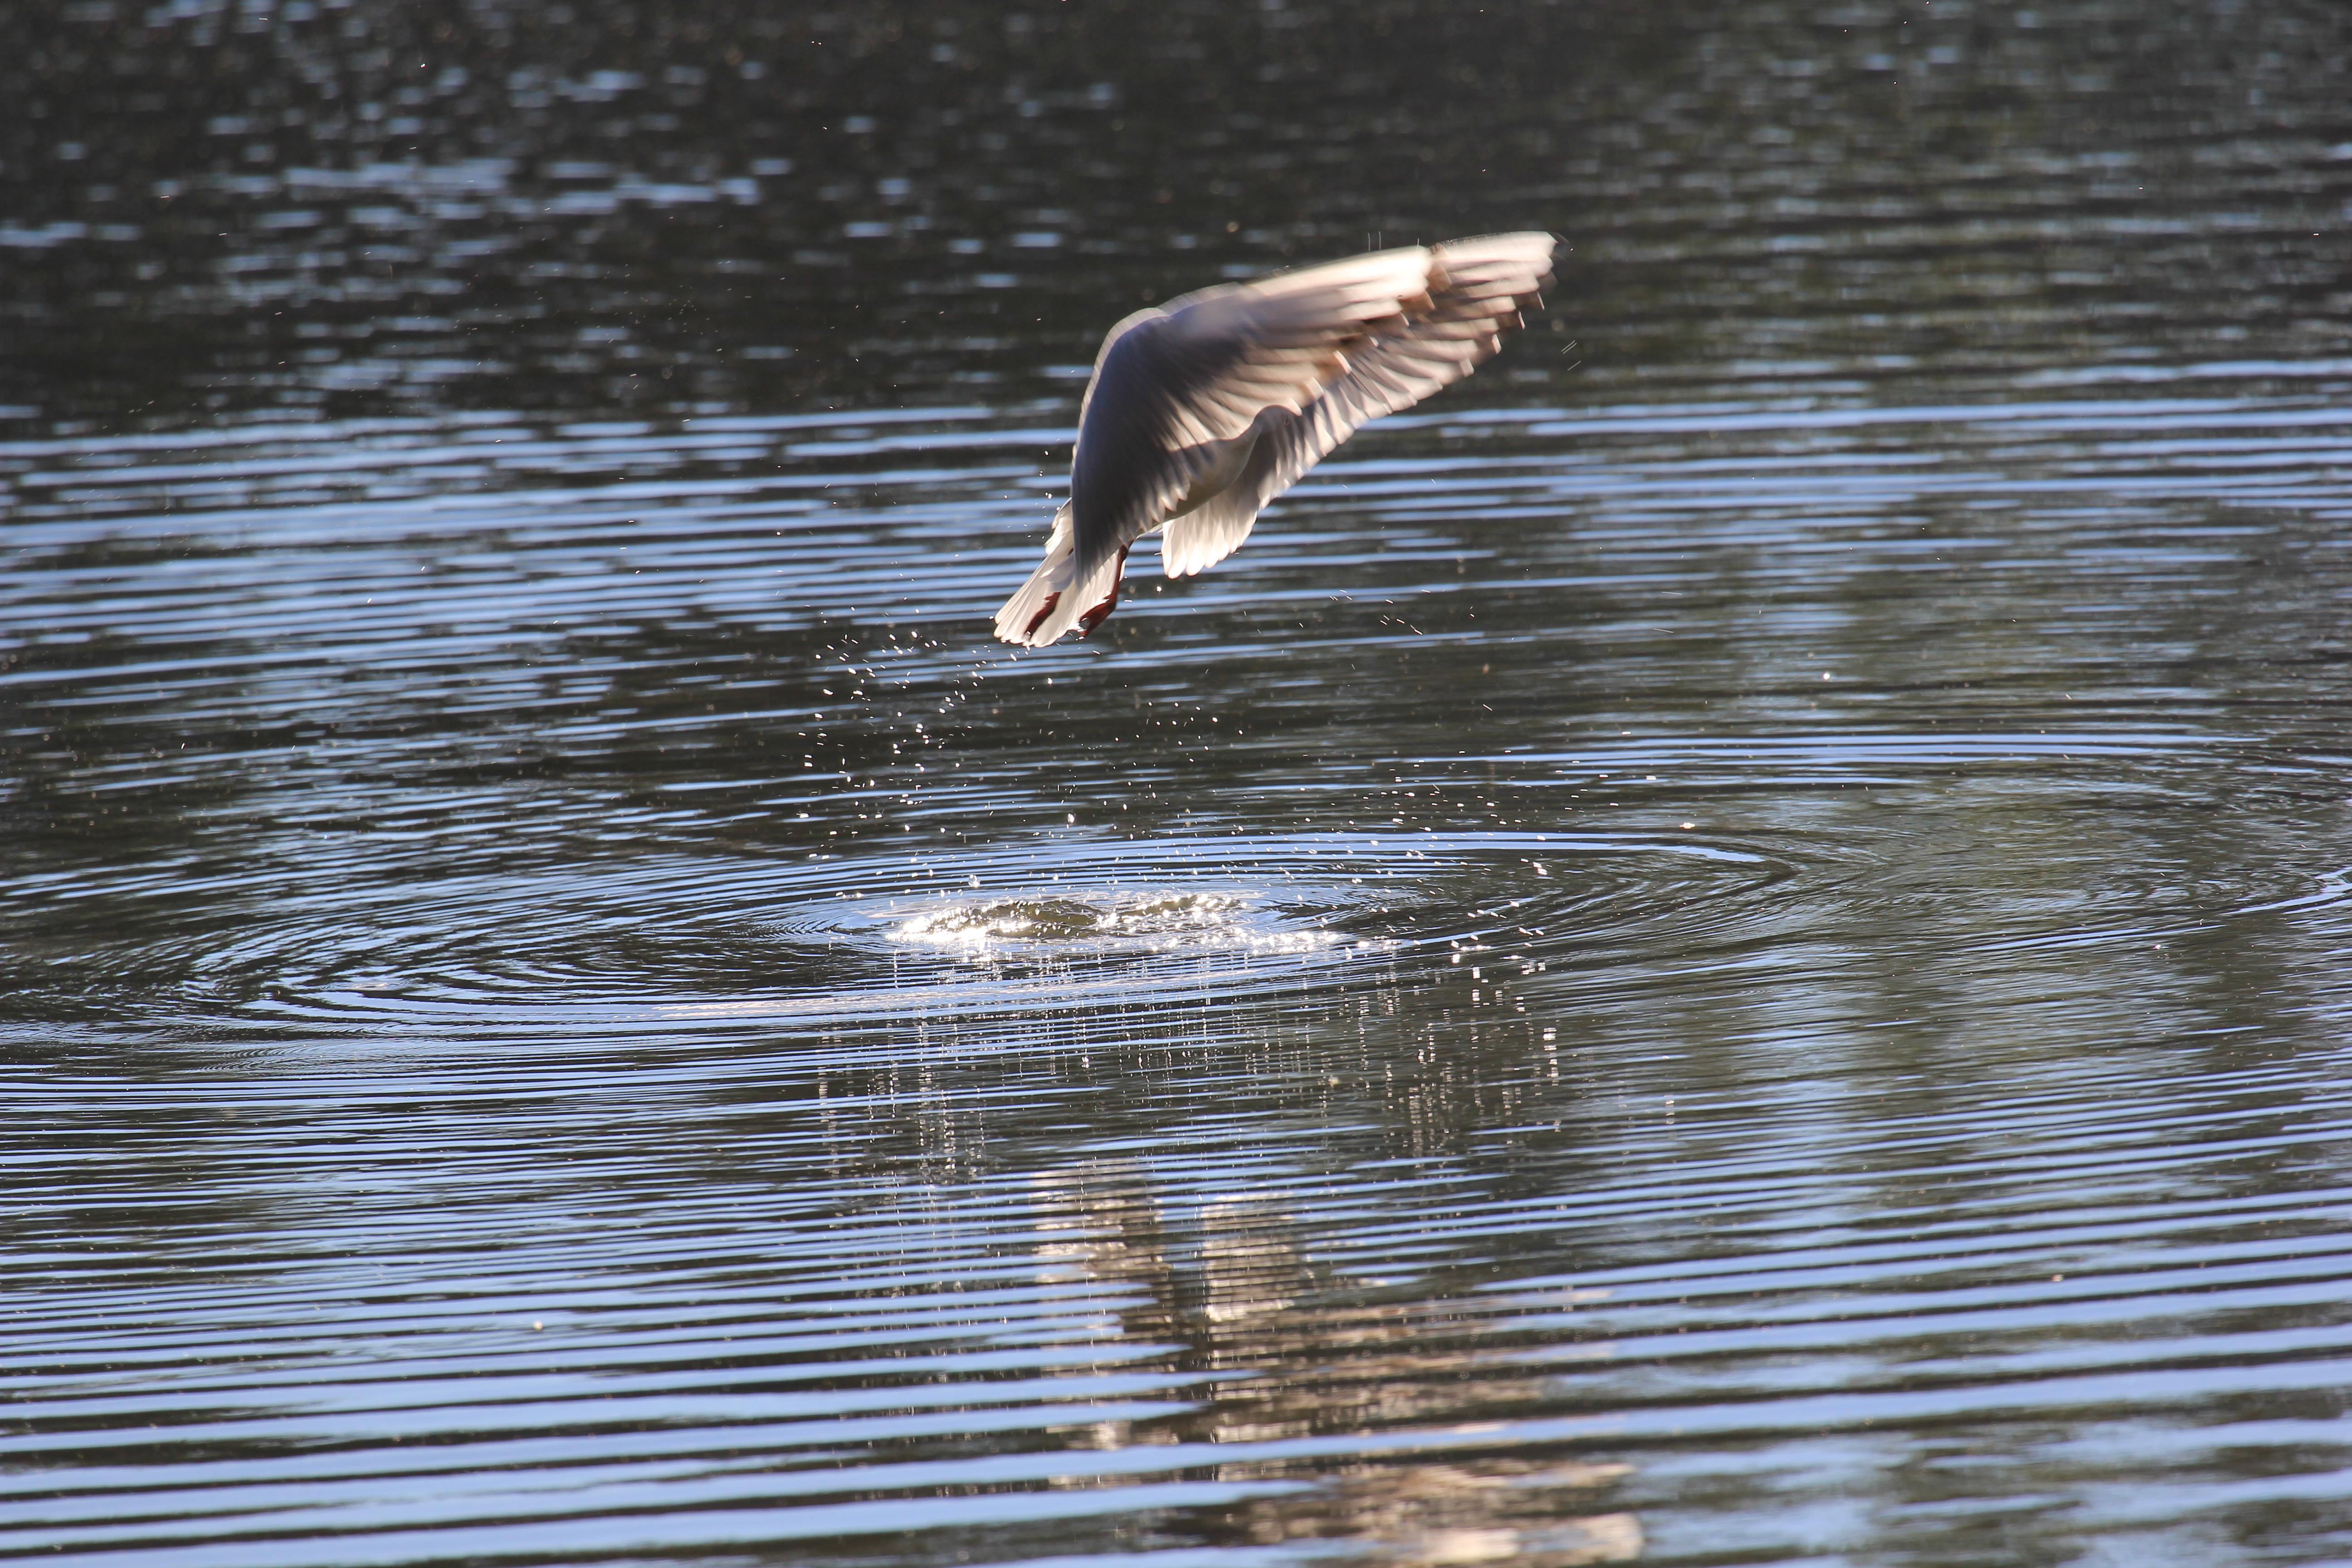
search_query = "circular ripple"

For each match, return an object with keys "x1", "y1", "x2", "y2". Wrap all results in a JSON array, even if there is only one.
[
  {"x1": 13, "y1": 829, "x2": 1816, "y2": 1046},
  {"x1": 77, "y1": 817, "x2": 2352, "y2": 1049}
]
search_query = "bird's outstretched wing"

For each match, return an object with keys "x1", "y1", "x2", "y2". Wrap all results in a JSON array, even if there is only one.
[
  {"x1": 1160, "y1": 232, "x2": 1557, "y2": 579},
  {"x1": 1065, "y1": 245, "x2": 1441, "y2": 582}
]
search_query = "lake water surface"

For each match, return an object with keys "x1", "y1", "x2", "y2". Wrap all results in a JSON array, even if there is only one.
[{"x1": 8, "y1": 2, "x2": 2352, "y2": 1564}]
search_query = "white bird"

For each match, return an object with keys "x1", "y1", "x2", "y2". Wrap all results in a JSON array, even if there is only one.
[{"x1": 993, "y1": 231, "x2": 1559, "y2": 647}]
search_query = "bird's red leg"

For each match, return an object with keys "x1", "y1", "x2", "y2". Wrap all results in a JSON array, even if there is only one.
[
  {"x1": 1076, "y1": 545, "x2": 1130, "y2": 637},
  {"x1": 1020, "y1": 592, "x2": 1061, "y2": 641}
]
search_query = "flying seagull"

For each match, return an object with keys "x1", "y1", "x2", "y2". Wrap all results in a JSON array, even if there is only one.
[{"x1": 993, "y1": 231, "x2": 1558, "y2": 647}]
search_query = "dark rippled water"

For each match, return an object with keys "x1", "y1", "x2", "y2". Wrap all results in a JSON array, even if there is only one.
[{"x1": 10, "y1": 2, "x2": 2352, "y2": 1564}]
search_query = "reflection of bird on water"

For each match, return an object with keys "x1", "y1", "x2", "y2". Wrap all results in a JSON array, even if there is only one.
[{"x1": 994, "y1": 232, "x2": 1558, "y2": 647}]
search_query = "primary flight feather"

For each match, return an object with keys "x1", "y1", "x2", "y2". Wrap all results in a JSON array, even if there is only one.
[{"x1": 993, "y1": 231, "x2": 1559, "y2": 647}]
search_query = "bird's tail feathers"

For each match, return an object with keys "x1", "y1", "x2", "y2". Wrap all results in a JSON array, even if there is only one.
[{"x1": 993, "y1": 505, "x2": 1131, "y2": 647}]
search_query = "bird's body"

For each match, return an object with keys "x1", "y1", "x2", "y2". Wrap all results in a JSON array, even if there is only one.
[{"x1": 994, "y1": 232, "x2": 1558, "y2": 647}]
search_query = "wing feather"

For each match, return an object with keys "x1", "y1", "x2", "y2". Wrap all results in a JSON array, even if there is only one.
[
  {"x1": 1258, "y1": 232, "x2": 1556, "y2": 505},
  {"x1": 1065, "y1": 245, "x2": 1438, "y2": 577},
  {"x1": 1158, "y1": 232, "x2": 1556, "y2": 578}
]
